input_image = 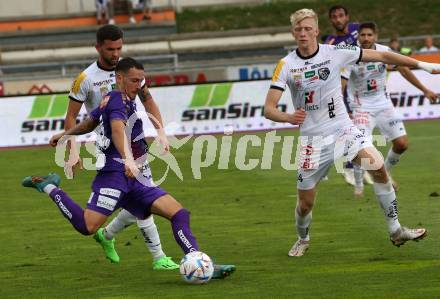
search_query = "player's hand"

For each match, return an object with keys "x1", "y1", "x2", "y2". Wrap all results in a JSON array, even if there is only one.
[
  {"x1": 290, "y1": 108, "x2": 306, "y2": 125},
  {"x1": 124, "y1": 159, "x2": 140, "y2": 179},
  {"x1": 64, "y1": 154, "x2": 83, "y2": 179},
  {"x1": 156, "y1": 131, "x2": 170, "y2": 154},
  {"x1": 423, "y1": 89, "x2": 439, "y2": 103},
  {"x1": 49, "y1": 132, "x2": 65, "y2": 147}
]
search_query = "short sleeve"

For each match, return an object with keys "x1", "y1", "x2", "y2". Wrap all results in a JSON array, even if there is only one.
[
  {"x1": 332, "y1": 45, "x2": 363, "y2": 68},
  {"x1": 341, "y1": 65, "x2": 351, "y2": 80},
  {"x1": 69, "y1": 72, "x2": 89, "y2": 103},
  {"x1": 105, "y1": 93, "x2": 127, "y2": 122},
  {"x1": 270, "y1": 59, "x2": 288, "y2": 91}
]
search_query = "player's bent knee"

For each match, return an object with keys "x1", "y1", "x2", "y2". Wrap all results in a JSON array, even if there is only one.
[
  {"x1": 151, "y1": 194, "x2": 183, "y2": 219},
  {"x1": 393, "y1": 138, "x2": 408, "y2": 153},
  {"x1": 84, "y1": 209, "x2": 108, "y2": 234}
]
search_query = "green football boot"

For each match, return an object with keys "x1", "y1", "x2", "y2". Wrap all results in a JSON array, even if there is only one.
[
  {"x1": 22, "y1": 173, "x2": 61, "y2": 192},
  {"x1": 93, "y1": 228, "x2": 120, "y2": 263},
  {"x1": 153, "y1": 256, "x2": 179, "y2": 270},
  {"x1": 212, "y1": 264, "x2": 236, "y2": 279}
]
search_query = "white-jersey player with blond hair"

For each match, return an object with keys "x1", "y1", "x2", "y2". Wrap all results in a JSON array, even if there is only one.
[
  {"x1": 265, "y1": 8, "x2": 440, "y2": 257},
  {"x1": 342, "y1": 22, "x2": 438, "y2": 197}
]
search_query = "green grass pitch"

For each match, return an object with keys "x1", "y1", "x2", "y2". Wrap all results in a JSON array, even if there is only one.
[{"x1": 1, "y1": 120, "x2": 440, "y2": 298}]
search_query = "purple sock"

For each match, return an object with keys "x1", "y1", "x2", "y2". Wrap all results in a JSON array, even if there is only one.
[
  {"x1": 171, "y1": 209, "x2": 199, "y2": 254},
  {"x1": 49, "y1": 188, "x2": 90, "y2": 235}
]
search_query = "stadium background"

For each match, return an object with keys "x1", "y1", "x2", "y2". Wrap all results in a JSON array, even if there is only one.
[{"x1": 1, "y1": 0, "x2": 439, "y2": 298}]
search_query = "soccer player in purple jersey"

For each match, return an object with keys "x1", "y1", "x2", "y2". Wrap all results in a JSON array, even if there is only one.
[
  {"x1": 324, "y1": 5, "x2": 359, "y2": 46},
  {"x1": 22, "y1": 58, "x2": 235, "y2": 279}
]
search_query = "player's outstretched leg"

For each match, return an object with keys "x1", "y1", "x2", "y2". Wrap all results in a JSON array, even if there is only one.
[
  {"x1": 93, "y1": 228, "x2": 120, "y2": 263},
  {"x1": 151, "y1": 195, "x2": 236, "y2": 279},
  {"x1": 170, "y1": 208, "x2": 236, "y2": 278},
  {"x1": 22, "y1": 173, "x2": 91, "y2": 235}
]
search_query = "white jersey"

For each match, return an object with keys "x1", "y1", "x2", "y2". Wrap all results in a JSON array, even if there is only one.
[
  {"x1": 69, "y1": 61, "x2": 116, "y2": 115},
  {"x1": 69, "y1": 61, "x2": 146, "y2": 115},
  {"x1": 343, "y1": 43, "x2": 393, "y2": 111},
  {"x1": 271, "y1": 44, "x2": 363, "y2": 136}
]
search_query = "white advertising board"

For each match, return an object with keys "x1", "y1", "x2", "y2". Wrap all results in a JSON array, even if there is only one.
[{"x1": 0, "y1": 70, "x2": 439, "y2": 148}]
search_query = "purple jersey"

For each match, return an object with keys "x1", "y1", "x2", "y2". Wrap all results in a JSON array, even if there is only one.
[
  {"x1": 324, "y1": 23, "x2": 359, "y2": 46},
  {"x1": 90, "y1": 90, "x2": 147, "y2": 172}
]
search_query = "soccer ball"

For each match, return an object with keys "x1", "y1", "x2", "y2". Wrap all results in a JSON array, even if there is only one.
[{"x1": 179, "y1": 251, "x2": 214, "y2": 284}]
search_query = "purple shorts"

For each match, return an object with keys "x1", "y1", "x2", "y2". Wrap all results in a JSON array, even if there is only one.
[{"x1": 87, "y1": 171, "x2": 167, "y2": 219}]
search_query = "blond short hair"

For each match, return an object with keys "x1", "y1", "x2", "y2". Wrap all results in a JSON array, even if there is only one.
[{"x1": 290, "y1": 8, "x2": 318, "y2": 27}]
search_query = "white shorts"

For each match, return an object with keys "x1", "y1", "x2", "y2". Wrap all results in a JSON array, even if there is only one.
[
  {"x1": 296, "y1": 125, "x2": 372, "y2": 190},
  {"x1": 353, "y1": 107, "x2": 406, "y2": 142}
]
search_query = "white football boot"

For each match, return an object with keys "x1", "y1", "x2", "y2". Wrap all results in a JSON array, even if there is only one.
[
  {"x1": 390, "y1": 226, "x2": 427, "y2": 247},
  {"x1": 288, "y1": 239, "x2": 310, "y2": 257}
]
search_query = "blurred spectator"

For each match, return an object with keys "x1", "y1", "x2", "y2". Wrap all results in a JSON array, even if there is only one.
[
  {"x1": 419, "y1": 36, "x2": 439, "y2": 53},
  {"x1": 389, "y1": 37, "x2": 412, "y2": 56},
  {"x1": 126, "y1": 0, "x2": 153, "y2": 23},
  {"x1": 95, "y1": 0, "x2": 114, "y2": 24},
  {"x1": 138, "y1": 0, "x2": 153, "y2": 21}
]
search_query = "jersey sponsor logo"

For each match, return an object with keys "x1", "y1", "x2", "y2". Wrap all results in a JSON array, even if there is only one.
[
  {"x1": 305, "y1": 91, "x2": 319, "y2": 111},
  {"x1": 367, "y1": 65, "x2": 376, "y2": 71},
  {"x1": 328, "y1": 98, "x2": 336, "y2": 118},
  {"x1": 97, "y1": 195, "x2": 118, "y2": 211},
  {"x1": 305, "y1": 91, "x2": 314, "y2": 104},
  {"x1": 318, "y1": 68, "x2": 330, "y2": 81},
  {"x1": 71, "y1": 72, "x2": 86, "y2": 95},
  {"x1": 334, "y1": 44, "x2": 357, "y2": 51},
  {"x1": 181, "y1": 83, "x2": 287, "y2": 122},
  {"x1": 99, "y1": 188, "x2": 121, "y2": 198},
  {"x1": 305, "y1": 70, "x2": 315, "y2": 79},
  {"x1": 310, "y1": 60, "x2": 330, "y2": 70},
  {"x1": 93, "y1": 79, "x2": 113, "y2": 87},
  {"x1": 378, "y1": 64, "x2": 386, "y2": 73}
]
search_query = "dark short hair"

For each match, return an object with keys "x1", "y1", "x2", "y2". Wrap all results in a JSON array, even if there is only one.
[
  {"x1": 328, "y1": 5, "x2": 348, "y2": 17},
  {"x1": 96, "y1": 24, "x2": 123, "y2": 44},
  {"x1": 115, "y1": 57, "x2": 144, "y2": 74},
  {"x1": 359, "y1": 22, "x2": 378, "y2": 33}
]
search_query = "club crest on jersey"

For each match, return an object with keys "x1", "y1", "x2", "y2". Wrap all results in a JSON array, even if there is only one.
[
  {"x1": 367, "y1": 79, "x2": 377, "y2": 91},
  {"x1": 318, "y1": 68, "x2": 330, "y2": 81},
  {"x1": 99, "y1": 95, "x2": 110, "y2": 109}
]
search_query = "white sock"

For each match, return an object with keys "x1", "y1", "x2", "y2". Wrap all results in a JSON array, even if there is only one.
[
  {"x1": 43, "y1": 184, "x2": 56, "y2": 194},
  {"x1": 104, "y1": 209, "x2": 137, "y2": 240},
  {"x1": 353, "y1": 164, "x2": 364, "y2": 189},
  {"x1": 384, "y1": 149, "x2": 401, "y2": 172},
  {"x1": 373, "y1": 181, "x2": 401, "y2": 234},
  {"x1": 137, "y1": 216, "x2": 165, "y2": 262},
  {"x1": 295, "y1": 207, "x2": 312, "y2": 241}
]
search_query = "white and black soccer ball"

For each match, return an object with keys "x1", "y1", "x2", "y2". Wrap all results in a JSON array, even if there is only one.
[{"x1": 179, "y1": 251, "x2": 214, "y2": 284}]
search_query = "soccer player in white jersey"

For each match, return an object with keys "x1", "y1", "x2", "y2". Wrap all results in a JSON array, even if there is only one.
[
  {"x1": 264, "y1": 8, "x2": 440, "y2": 257},
  {"x1": 65, "y1": 25, "x2": 179, "y2": 269},
  {"x1": 342, "y1": 22, "x2": 438, "y2": 197}
]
